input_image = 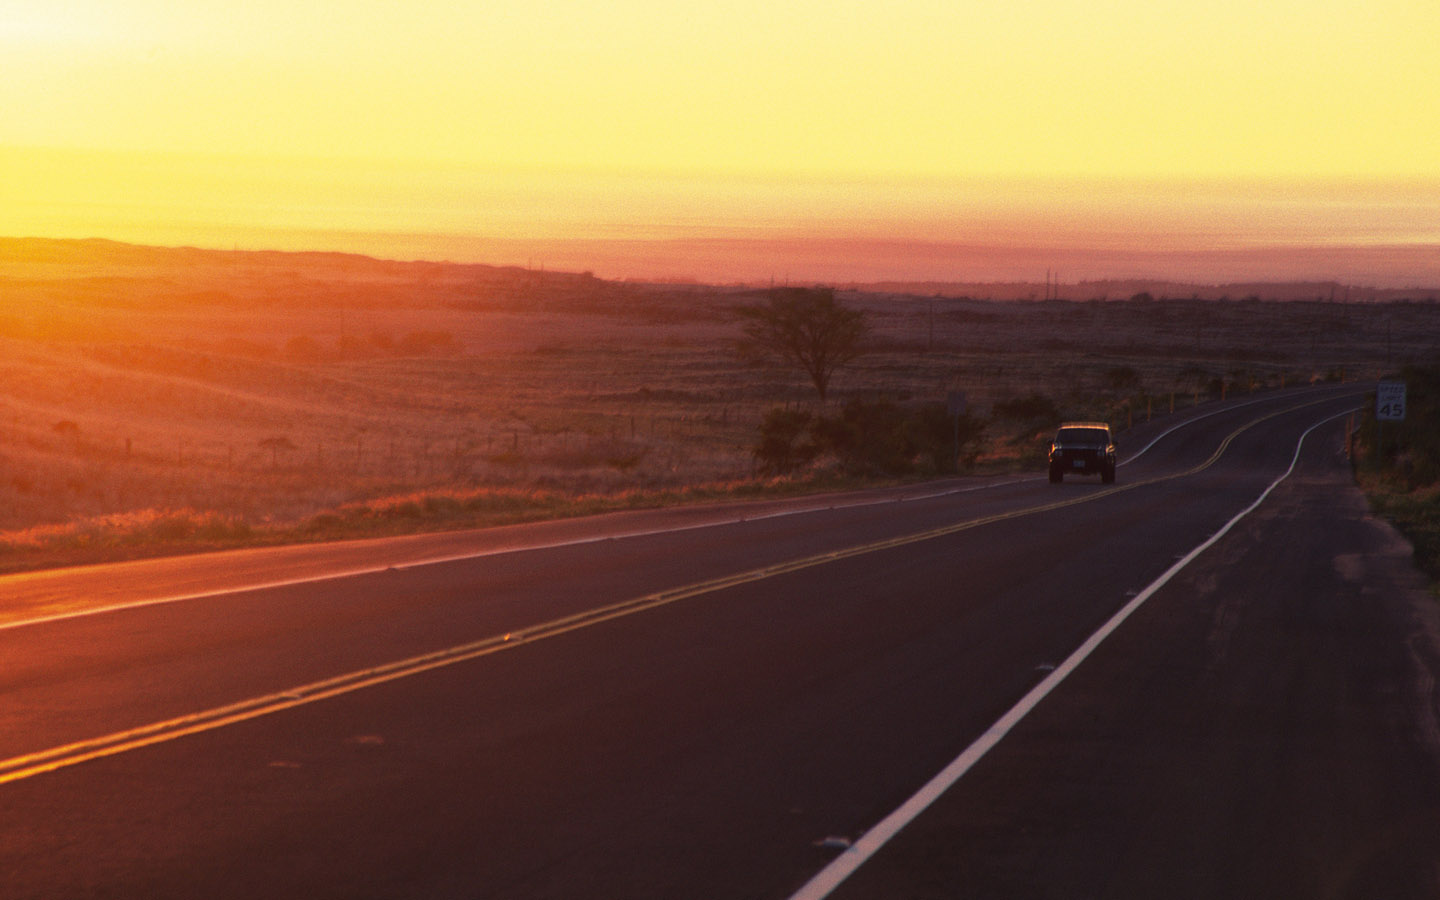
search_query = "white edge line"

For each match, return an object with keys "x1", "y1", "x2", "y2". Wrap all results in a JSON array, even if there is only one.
[
  {"x1": 786, "y1": 406, "x2": 1359, "y2": 900},
  {"x1": 0, "y1": 493, "x2": 992, "y2": 632},
  {"x1": 2, "y1": 388, "x2": 1362, "y2": 633},
  {"x1": 0, "y1": 476, "x2": 1043, "y2": 632}
]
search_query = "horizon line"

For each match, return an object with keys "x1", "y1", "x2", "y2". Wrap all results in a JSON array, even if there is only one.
[{"x1": 5, "y1": 234, "x2": 1440, "y2": 296}]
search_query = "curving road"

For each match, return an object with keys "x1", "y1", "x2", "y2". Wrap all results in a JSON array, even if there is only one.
[{"x1": 3, "y1": 384, "x2": 1439, "y2": 899}]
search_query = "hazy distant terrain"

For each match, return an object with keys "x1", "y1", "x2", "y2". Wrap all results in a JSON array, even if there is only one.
[
  {"x1": 499, "y1": 234, "x2": 1440, "y2": 290},
  {"x1": 2, "y1": 237, "x2": 1436, "y2": 566}
]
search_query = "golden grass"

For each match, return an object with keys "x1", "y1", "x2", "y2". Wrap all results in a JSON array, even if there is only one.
[
  {"x1": 1, "y1": 237, "x2": 1434, "y2": 573},
  {"x1": 0, "y1": 475, "x2": 883, "y2": 574}
]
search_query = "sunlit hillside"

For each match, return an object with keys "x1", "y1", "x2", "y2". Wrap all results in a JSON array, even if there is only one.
[{"x1": 2, "y1": 238, "x2": 1435, "y2": 569}]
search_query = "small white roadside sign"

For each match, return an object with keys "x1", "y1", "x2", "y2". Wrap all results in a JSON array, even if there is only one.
[{"x1": 1377, "y1": 381, "x2": 1407, "y2": 421}]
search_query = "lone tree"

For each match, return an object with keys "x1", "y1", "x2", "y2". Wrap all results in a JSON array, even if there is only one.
[{"x1": 735, "y1": 287, "x2": 869, "y2": 403}]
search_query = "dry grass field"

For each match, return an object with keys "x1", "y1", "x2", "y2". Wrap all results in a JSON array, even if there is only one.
[{"x1": 2, "y1": 237, "x2": 1436, "y2": 571}]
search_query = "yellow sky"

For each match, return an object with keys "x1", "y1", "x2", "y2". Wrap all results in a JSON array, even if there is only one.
[{"x1": 3, "y1": 0, "x2": 1438, "y2": 280}]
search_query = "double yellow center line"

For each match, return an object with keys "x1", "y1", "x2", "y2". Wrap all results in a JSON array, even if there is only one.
[{"x1": 0, "y1": 395, "x2": 1344, "y2": 786}]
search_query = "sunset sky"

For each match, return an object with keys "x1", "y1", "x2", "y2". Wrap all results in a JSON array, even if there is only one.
[{"x1": 4, "y1": 0, "x2": 1438, "y2": 284}]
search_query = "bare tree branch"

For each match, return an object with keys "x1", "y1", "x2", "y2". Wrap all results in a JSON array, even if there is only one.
[{"x1": 735, "y1": 287, "x2": 869, "y2": 403}]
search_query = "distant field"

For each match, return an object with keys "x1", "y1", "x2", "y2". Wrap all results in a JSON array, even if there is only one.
[{"x1": 2, "y1": 237, "x2": 1436, "y2": 570}]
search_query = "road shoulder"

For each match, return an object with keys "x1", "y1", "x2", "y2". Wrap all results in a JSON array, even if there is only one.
[{"x1": 828, "y1": 425, "x2": 1440, "y2": 900}]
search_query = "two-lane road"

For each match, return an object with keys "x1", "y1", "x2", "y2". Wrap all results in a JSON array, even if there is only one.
[{"x1": 4, "y1": 385, "x2": 1437, "y2": 899}]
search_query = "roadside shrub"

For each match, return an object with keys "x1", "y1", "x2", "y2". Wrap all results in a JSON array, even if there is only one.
[
  {"x1": 304, "y1": 512, "x2": 345, "y2": 534},
  {"x1": 422, "y1": 495, "x2": 463, "y2": 517},
  {"x1": 816, "y1": 400, "x2": 915, "y2": 477},
  {"x1": 1365, "y1": 364, "x2": 1440, "y2": 488},
  {"x1": 1359, "y1": 363, "x2": 1440, "y2": 586},
  {"x1": 386, "y1": 500, "x2": 424, "y2": 520},
  {"x1": 753, "y1": 408, "x2": 818, "y2": 475},
  {"x1": 910, "y1": 402, "x2": 986, "y2": 472},
  {"x1": 147, "y1": 514, "x2": 198, "y2": 542},
  {"x1": 753, "y1": 400, "x2": 985, "y2": 478},
  {"x1": 194, "y1": 513, "x2": 252, "y2": 541},
  {"x1": 462, "y1": 492, "x2": 533, "y2": 514}
]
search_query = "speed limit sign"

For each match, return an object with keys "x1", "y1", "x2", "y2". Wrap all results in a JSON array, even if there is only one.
[{"x1": 1377, "y1": 381, "x2": 1407, "y2": 421}]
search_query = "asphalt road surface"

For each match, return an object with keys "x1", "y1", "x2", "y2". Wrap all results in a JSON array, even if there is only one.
[{"x1": 3, "y1": 384, "x2": 1438, "y2": 899}]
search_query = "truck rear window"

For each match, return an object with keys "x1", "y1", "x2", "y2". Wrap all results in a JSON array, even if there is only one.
[{"x1": 1056, "y1": 428, "x2": 1108, "y2": 445}]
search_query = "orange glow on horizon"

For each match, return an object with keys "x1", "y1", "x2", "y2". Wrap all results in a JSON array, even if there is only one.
[{"x1": 3, "y1": 0, "x2": 1437, "y2": 285}]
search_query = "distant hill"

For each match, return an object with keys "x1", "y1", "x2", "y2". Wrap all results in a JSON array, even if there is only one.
[
  {"x1": 5, "y1": 236, "x2": 1438, "y2": 304},
  {"x1": 850, "y1": 279, "x2": 1440, "y2": 303}
]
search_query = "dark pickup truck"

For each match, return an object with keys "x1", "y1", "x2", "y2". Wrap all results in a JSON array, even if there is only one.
[{"x1": 1048, "y1": 421, "x2": 1117, "y2": 484}]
